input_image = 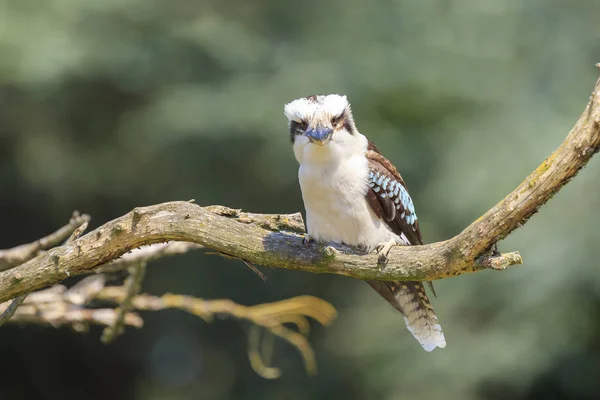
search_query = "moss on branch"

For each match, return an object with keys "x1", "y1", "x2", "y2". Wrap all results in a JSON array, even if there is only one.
[{"x1": 0, "y1": 76, "x2": 599, "y2": 304}]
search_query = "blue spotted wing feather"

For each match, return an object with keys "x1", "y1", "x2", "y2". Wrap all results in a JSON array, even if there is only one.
[{"x1": 365, "y1": 141, "x2": 423, "y2": 246}]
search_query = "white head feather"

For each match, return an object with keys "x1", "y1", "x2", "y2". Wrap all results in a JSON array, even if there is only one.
[
  {"x1": 283, "y1": 94, "x2": 366, "y2": 166},
  {"x1": 284, "y1": 94, "x2": 349, "y2": 125}
]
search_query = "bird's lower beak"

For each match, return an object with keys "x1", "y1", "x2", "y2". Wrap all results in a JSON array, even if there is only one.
[{"x1": 305, "y1": 127, "x2": 333, "y2": 145}]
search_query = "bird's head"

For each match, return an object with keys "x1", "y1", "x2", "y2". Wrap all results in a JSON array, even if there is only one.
[{"x1": 284, "y1": 94, "x2": 363, "y2": 164}]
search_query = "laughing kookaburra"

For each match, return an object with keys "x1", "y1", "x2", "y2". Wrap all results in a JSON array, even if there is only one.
[{"x1": 284, "y1": 94, "x2": 446, "y2": 351}]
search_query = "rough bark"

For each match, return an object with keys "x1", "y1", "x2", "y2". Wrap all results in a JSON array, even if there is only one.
[{"x1": 0, "y1": 75, "x2": 599, "y2": 305}]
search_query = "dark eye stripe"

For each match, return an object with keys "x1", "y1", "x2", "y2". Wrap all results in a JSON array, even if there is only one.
[
  {"x1": 342, "y1": 118, "x2": 354, "y2": 134},
  {"x1": 289, "y1": 120, "x2": 307, "y2": 142},
  {"x1": 331, "y1": 110, "x2": 354, "y2": 135}
]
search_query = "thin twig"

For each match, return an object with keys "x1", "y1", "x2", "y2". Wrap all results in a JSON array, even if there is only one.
[
  {"x1": 101, "y1": 262, "x2": 146, "y2": 343},
  {"x1": 0, "y1": 212, "x2": 91, "y2": 325},
  {"x1": 248, "y1": 326, "x2": 281, "y2": 379},
  {"x1": 96, "y1": 288, "x2": 336, "y2": 375},
  {"x1": 64, "y1": 275, "x2": 107, "y2": 305},
  {"x1": 475, "y1": 251, "x2": 523, "y2": 270},
  {"x1": 7, "y1": 305, "x2": 143, "y2": 330},
  {"x1": 65, "y1": 221, "x2": 89, "y2": 244},
  {"x1": 0, "y1": 295, "x2": 27, "y2": 327},
  {"x1": 98, "y1": 242, "x2": 203, "y2": 273},
  {"x1": 205, "y1": 251, "x2": 267, "y2": 281},
  {"x1": 0, "y1": 211, "x2": 90, "y2": 272},
  {"x1": 244, "y1": 261, "x2": 267, "y2": 281},
  {"x1": 1, "y1": 281, "x2": 335, "y2": 377},
  {"x1": 0, "y1": 287, "x2": 143, "y2": 330}
]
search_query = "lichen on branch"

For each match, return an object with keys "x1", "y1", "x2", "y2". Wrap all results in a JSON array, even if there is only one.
[{"x1": 0, "y1": 76, "x2": 599, "y2": 306}]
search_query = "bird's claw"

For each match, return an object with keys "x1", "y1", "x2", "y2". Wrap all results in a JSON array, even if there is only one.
[
  {"x1": 375, "y1": 239, "x2": 399, "y2": 268},
  {"x1": 377, "y1": 253, "x2": 389, "y2": 267},
  {"x1": 302, "y1": 234, "x2": 314, "y2": 248}
]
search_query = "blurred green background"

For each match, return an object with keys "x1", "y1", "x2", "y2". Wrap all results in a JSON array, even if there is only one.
[{"x1": 2, "y1": 0, "x2": 600, "y2": 399}]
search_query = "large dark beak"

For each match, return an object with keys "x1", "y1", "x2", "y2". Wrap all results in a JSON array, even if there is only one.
[{"x1": 305, "y1": 126, "x2": 333, "y2": 145}]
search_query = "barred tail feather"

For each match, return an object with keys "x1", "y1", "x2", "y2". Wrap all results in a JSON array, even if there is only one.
[{"x1": 367, "y1": 280, "x2": 446, "y2": 351}]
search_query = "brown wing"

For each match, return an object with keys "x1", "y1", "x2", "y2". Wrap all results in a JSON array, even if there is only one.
[
  {"x1": 363, "y1": 141, "x2": 445, "y2": 351},
  {"x1": 365, "y1": 140, "x2": 423, "y2": 245},
  {"x1": 364, "y1": 139, "x2": 437, "y2": 297}
]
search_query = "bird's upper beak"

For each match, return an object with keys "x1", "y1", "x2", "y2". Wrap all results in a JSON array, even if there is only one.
[{"x1": 305, "y1": 126, "x2": 333, "y2": 145}]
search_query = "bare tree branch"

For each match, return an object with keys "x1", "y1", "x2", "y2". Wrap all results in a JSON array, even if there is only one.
[
  {"x1": 0, "y1": 286, "x2": 143, "y2": 330},
  {"x1": 0, "y1": 295, "x2": 28, "y2": 327},
  {"x1": 95, "y1": 288, "x2": 336, "y2": 375},
  {"x1": 0, "y1": 76, "x2": 599, "y2": 304},
  {"x1": 101, "y1": 262, "x2": 146, "y2": 343},
  {"x1": 0, "y1": 212, "x2": 92, "y2": 326},
  {"x1": 64, "y1": 275, "x2": 107, "y2": 305},
  {"x1": 0, "y1": 282, "x2": 336, "y2": 376},
  {"x1": 0, "y1": 212, "x2": 90, "y2": 272},
  {"x1": 98, "y1": 242, "x2": 203, "y2": 274}
]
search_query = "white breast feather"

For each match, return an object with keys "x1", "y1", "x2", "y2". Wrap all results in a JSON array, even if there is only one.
[{"x1": 295, "y1": 132, "x2": 400, "y2": 251}]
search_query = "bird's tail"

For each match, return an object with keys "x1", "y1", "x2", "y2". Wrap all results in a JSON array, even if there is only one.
[{"x1": 366, "y1": 280, "x2": 446, "y2": 351}]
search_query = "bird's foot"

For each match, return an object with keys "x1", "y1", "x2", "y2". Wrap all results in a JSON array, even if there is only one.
[
  {"x1": 302, "y1": 234, "x2": 314, "y2": 248},
  {"x1": 375, "y1": 239, "x2": 402, "y2": 267}
]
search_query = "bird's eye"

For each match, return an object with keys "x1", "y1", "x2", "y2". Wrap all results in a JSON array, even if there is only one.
[
  {"x1": 331, "y1": 116, "x2": 341, "y2": 127},
  {"x1": 296, "y1": 120, "x2": 308, "y2": 132}
]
